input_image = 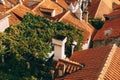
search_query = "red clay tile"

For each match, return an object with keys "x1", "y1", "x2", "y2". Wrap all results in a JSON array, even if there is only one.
[
  {"x1": 59, "y1": 11, "x2": 95, "y2": 44},
  {"x1": 56, "y1": 45, "x2": 120, "y2": 80},
  {"x1": 93, "y1": 16, "x2": 120, "y2": 41}
]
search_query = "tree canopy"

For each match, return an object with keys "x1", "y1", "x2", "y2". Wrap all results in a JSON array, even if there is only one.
[
  {"x1": 0, "y1": 13, "x2": 83, "y2": 79},
  {"x1": 88, "y1": 18, "x2": 104, "y2": 30}
]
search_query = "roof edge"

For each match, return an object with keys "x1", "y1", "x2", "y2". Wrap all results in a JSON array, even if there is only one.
[
  {"x1": 94, "y1": 0, "x2": 103, "y2": 18},
  {"x1": 97, "y1": 44, "x2": 117, "y2": 80},
  {"x1": 32, "y1": 0, "x2": 45, "y2": 11},
  {"x1": 58, "y1": 10, "x2": 70, "y2": 22},
  {"x1": 5, "y1": 4, "x2": 20, "y2": 14}
]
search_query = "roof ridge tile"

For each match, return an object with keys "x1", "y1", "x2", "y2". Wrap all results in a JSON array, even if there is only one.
[{"x1": 97, "y1": 44, "x2": 117, "y2": 80}]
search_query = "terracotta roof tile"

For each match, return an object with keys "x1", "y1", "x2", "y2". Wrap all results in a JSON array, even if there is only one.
[
  {"x1": 33, "y1": 0, "x2": 63, "y2": 16},
  {"x1": 12, "y1": 4, "x2": 33, "y2": 18},
  {"x1": 56, "y1": 45, "x2": 120, "y2": 80},
  {"x1": 55, "y1": 0, "x2": 68, "y2": 10},
  {"x1": 113, "y1": 5, "x2": 120, "y2": 10},
  {"x1": 93, "y1": 16, "x2": 120, "y2": 41},
  {"x1": 64, "y1": 0, "x2": 77, "y2": 4},
  {"x1": 106, "y1": 9, "x2": 120, "y2": 17},
  {"x1": 88, "y1": 0, "x2": 101, "y2": 18},
  {"x1": 88, "y1": 0, "x2": 112, "y2": 20},
  {"x1": 103, "y1": 47, "x2": 120, "y2": 79},
  {"x1": 56, "y1": 59, "x2": 82, "y2": 74},
  {"x1": 3, "y1": 0, "x2": 12, "y2": 8},
  {"x1": 0, "y1": 14, "x2": 9, "y2": 20},
  {"x1": 10, "y1": 0, "x2": 18, "y2": 5},
  {"x1": 6, "y1": 4, "x2": 33, "y2": 18},
  {"x1": 113, "y1": 0, "x2": 120, "y2": 5},
  {"x1": 0, "y1": 4, "x2": 8, "y2": 13},
  {"x1": 23, "y1": 0, "x2": 42, "y2": 9},
  {"x1": 8, "y1": 12, "x2": 21, "y2": 25},
  {"x1": 59, "y1": 11, "x2": 95, "y2": 43}
]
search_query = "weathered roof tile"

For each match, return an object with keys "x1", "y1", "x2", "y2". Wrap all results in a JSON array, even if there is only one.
[
  {"x1": 56, "y1": 45, "x2": 120, "y2": 80},
  {"x1": 93, "y1": 16, "x2": 120, "y2": 41}
]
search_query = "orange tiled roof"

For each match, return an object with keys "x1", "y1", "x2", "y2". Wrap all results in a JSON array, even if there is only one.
[
  {"x1": 113, "y1": 0, "x2": 120, "y2": 5},
  {"x1": 57, "y1": 44, "x2": 120, "y2": 80},
  {"x1": 93, "y1": 16, "x2": 120, "y2": 41},
  {"x1": 113, "y1": 4, "x2": 120, "y2": 10},
  {"x1": 8, "y1": 12, "x2": 21, "y2": 25},
  {"x1": 0, "y1": 13, "x2": 9, "y2": 20},
  {"x1": 88, "y1": 0, "x2": 101, "y2": 18},
  {"x1": 3, "y1": 0, "x2": 12, "y2": 8},
  {"x1": 0, "y1": 4, "x2": 7, "y2": 13},
  {"x1": 10, "y1": 0, "x2": 18, "y2": 5},
  {"x1": 55, "y1": 0, "x2": 68, "y2": 10},
  {"x1": 105, "y1": 9, "x2": 120, "y2": 17},
  {"x1": 59, "y1": 11, "x2": 95, "y2": 43},
  {"x1": 64, "y1": 0, "x2": 77, "y2": 4},
  {"x1": 103, "y1": 47, "x2": 120, "y2": 79},
  {"x1": 33, "y1": 0, "x2": 63, "y2": 16},
  {"x1": 56, "y1": 58, "x2": 82, "y2": 74},
  {"x1": 23, "y1": 0, "x2": 42, "y2": 9},
  {"x1": 88, "y1": 0, "x2": 113, "y2": 20},
  {"x1": 6, "y1": 4, "x2": 33, "y2": 18}
]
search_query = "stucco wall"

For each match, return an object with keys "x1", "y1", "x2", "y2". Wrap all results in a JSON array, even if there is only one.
[
  {"x1": 93, "y1": 37, "x2": 120, "y2": 48},
  {"x1": 82, "y1": 36, "x2": 91, "y2": 50},
  {"x1": 0, "y1": 17, "x2": 9, "y2": 32}
]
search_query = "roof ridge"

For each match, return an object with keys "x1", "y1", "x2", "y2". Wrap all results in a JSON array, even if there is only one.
[
  {"x1": 32, "y1": 0, "x2": 45, "y2": 11},
  {"x1": 97, "y1": 44, "x2": 117, "y2": 80},
  {"x1": 5, "y1": 4, "x2": 20, "y2": 14},
  {"x1": 58, "y1": 10, "x2": 70, "y2": 21}
]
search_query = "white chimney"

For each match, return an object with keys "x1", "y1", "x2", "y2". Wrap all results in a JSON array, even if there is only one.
[
  {"x1": 0, "y1": 0, "x2": 5, "y2": 5},
  {"x1": 68, "y1": 3, "x2": 75, "y2": 13},
  {"x1": 52, "y1": 35, "x2": 67, "y2": 61},
  {"x1": 75, "y1": 7, "x2": 83, "y2": 20},
  {"x1": 71, "y1": 41, "x2": 77, "y2": 54},
  {"x1": 51, "y1": 10, "x2": 56, "y2": 17}
]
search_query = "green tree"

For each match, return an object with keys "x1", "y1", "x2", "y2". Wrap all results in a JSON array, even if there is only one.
[
  {"x1": 88, "y1": 17, "x2": 104, "y2": 30},
  {"x1": 0, "y1": 13, "x2": 83, "y2": 79}
]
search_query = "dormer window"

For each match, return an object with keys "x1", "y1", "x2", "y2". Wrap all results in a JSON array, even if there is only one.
[{"x1": 55, "y1": 58, "x2": 85, "y2": 77}]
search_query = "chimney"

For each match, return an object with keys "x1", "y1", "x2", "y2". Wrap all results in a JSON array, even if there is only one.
[
  {"x1": 71, "y1": 41, "x2": 77, "y2": 54},
  {"x1": 52, "y1": 35, "x2": 67, "y2": 61},
  {"x1": 75, "y1": 7, "x2": 83, "y2": 20},
  {"x1": 51, "y1": 10, "x2": 56, "y2": 17},
  {"x1": 68, "y1": 3, "x2": 75, "y2": 13},
  {"x1": 0, "y1": 0, "x2": 5, "y2": 5},
  {"x1": 83, "y1": 11, "x2": 89, "y2": 22},
  {"x1": 74, "y1": 0, "x2": 83, "y2": 20}
]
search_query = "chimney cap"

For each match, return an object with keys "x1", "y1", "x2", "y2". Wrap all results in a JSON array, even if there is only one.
[{"x1": 53, "y1": 35, "x2": 66, "y2": 41}]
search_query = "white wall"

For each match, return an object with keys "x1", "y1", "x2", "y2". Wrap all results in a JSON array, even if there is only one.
[
  {"x1": 82, "y1": 36, "x2": 91, "y2": 50},
  {"x1": 52, "y1": 37, "x2": 67, "y2": 61},
  {"x1": 0, "y1": 16, "x2": 9, "y2": 32}
]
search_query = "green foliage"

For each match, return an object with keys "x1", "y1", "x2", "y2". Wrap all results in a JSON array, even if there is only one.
[
  {"x1": 88, "y1": 17, "x2": 104, "y2": 30},
  {"x1": 0, "y1": 13, "x2": 83, "y2": 79}
]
